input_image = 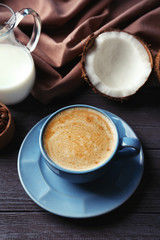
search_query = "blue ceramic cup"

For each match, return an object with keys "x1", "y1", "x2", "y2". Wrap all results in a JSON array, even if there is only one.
[{"x1": 39, "y1": 105, "x2": 140, "y2": 183}]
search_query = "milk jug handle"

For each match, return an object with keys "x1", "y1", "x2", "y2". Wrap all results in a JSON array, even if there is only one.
[{"x1": 8, "y1": 8, "x2": 41, "y2": 52}]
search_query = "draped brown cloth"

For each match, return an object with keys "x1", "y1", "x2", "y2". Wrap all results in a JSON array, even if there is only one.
[{"x1": 2, "y1": 0, "x2": 160, "y2": 103}]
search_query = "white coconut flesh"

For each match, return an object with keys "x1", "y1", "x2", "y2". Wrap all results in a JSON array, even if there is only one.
[{"x1": 85, "y1": 31, "x2": 152, "y2": 98}]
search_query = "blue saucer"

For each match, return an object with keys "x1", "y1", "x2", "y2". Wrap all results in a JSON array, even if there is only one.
[{"x1": 17, "y1": 109, "x2": 144, "y2": 218}]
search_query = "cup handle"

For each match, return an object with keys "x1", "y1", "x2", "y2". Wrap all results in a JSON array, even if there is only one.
[
  {"x1": 8, "y1": 8, "x2": 41, "y2": 52},
  {"x1": 118, "y1": 137, "x2": 141, "y2": 156}
]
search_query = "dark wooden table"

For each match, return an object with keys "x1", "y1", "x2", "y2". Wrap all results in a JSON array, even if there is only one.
[{"x1": 0, "y1": 83, "x2": 160, "y2": 239}]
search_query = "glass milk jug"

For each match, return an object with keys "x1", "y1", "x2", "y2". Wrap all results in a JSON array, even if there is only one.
[{"x1": 0, "y1": 3, "x2": 41, "y2": 105}]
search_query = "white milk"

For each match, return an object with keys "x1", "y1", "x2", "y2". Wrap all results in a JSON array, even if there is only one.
[{"x1": 0, "y1": 44, "x2": 35, "y2": 105}]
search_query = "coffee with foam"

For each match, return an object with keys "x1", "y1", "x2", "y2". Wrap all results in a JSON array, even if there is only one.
[{"x1": 43, "y1": 107, "x2": 117, "y2": 171}]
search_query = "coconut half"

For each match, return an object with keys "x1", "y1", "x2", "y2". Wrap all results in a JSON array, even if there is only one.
[{"x1": 81, "y1": 31, "x2": 153, "y2": 99}]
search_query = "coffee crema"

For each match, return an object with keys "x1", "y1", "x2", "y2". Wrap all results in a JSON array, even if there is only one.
[{"x1": 43, "y1": 107, "x2": 117, "y2": 171}]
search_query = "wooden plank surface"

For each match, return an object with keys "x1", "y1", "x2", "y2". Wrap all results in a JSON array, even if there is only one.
[
  {"x1": 0, "y1": 85, "x2": 160, "y2": 239},
  {"x1": 0, "y1": 212, "x2": 160, "y2": 240}
]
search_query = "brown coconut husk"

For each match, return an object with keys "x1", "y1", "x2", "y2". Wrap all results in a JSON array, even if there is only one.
[{"x1": 155, "y1": 50, "x2": 160, "y2": 82}]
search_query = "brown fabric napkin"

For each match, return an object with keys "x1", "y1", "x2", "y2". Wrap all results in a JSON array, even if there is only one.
[{"x1": 2, "y1": 0, "x2": 160, "y2": 103}]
